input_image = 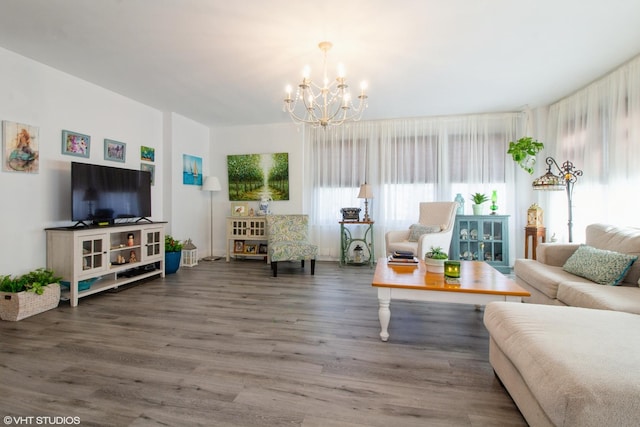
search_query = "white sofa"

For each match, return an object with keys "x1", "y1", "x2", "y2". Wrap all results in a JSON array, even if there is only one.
[
  {"x1": 514, "y1": 223, "x2": 640, "y2": 312},
  {"x1": 484, "y1": 224, "x2": 640, "y2": 426},
  {"x1": 484, "y1": 302, "x2": 640, "y2": 427}
]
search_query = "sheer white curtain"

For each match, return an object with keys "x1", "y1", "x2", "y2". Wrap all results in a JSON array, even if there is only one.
[
  {"x1": 302, "y1": 113, "x2": 524, "y2": 260},
  {"x1": 544, "y1": 54, "x2": 640, "y2": 243}
]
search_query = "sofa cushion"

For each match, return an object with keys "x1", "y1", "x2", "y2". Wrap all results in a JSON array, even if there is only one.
[
  {"x1": 407, "y1": 224, "x2": 441, "y2": 242},
  {"x1": 562, "y1": 244, "x2": 637, "y2": 286},
  {"x1": 514, "y1": 259, "x2": 593, "y2": 299},
  {"x1": 557, "y1": 281, "x2": 640, "y2": 314},
  {"x1": 484, "y1": 302, "x2": 640, "y2": 427},
  {"x1": 586, "y1": 224, "x2": 640, "y2": 286}
]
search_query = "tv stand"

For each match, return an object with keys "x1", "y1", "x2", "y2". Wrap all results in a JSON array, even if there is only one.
[
  {"x1": 46, "y1": 222, "x2": 166, "y2": 307},
  {"x1": 136, "y1": 217, "x2": 153, "y2": 223}
]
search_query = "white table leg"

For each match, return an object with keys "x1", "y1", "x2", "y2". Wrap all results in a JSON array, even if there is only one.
[{"x1": 377, "y1": 287, "x2": 391, "y2": 341}]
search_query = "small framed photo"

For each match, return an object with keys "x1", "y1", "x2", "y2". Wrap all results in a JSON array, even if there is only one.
[
  {"x1": 61, "y1": 130, "x2": 90, "y2": 158},
  {"x1": 244, "y1": 244, "x2": 257, "y2": 254},
  {"x1": 258, "y1": 243, "x2": 268, "y2": 254},
  {"x1": 234, "y1": 240, "x2": 245, "y2": 253},
  {"x1": 140, "y1": 163, "x2": 155, "y2": 185},
  {"x1": 104, "y1": 139, "x2": 126, "y2": 162},
  {"x1": 141, "y1": 146, "x2": 155, "y2": 162},
  {"x1": 231, "y1": 202, "x2": 248, "y2": 216}
]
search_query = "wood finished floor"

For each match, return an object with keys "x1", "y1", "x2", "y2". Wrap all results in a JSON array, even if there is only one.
[{"x1": 0, "y1": 260, "x2": 526, "y2": 427}]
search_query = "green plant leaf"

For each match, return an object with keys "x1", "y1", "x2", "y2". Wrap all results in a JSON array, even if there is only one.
[{"x1": 507, "y1": 137, "x2": 544, "y2": 175}]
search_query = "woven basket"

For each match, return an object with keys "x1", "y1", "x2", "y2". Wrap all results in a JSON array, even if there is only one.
[{"x1": 0, "y1": 283, "x2": 61, "y2": 321}]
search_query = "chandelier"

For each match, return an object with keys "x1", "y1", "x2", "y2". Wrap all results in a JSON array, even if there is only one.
[{"x1": 283, "y1": 41, "x2": 368, "y2": 127}]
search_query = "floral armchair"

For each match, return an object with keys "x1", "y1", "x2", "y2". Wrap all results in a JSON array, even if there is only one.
[
  {"x1": 385, "y1": 202, "x2": 458, "y2": 260},
  {"x1": 266, "y1": 214, "x2": 318, "y2": 277}
]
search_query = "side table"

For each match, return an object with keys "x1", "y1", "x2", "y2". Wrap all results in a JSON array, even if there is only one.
[
  {"x1": 340, "y1": 221, "x2": 375, "y2": 267},
  {"x1": 524, "y1": 226, "x2": 546, "y2": 260}
]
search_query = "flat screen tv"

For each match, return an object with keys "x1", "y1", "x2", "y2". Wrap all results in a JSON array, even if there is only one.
[{"x1": 71, "y1": 162, "x2": 152, "y2": 226}]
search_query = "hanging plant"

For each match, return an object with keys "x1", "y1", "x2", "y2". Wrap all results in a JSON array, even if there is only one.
[{"x1": 507, "y1": 137, "x2": 544, "y2": 174}]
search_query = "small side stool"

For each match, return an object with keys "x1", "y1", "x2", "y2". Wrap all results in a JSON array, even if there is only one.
[{"x1": 525, "y1": 226, "x2": 546, "y2": 260}]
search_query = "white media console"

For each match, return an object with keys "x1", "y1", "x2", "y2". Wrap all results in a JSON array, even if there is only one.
[{"x1": 46, "y1": 222, "x2": 166, "y2": 307}]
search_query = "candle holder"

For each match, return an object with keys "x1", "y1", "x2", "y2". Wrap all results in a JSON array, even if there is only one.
[{"x1": 444, "y1": 260, "x2": 461, "y2": 278}]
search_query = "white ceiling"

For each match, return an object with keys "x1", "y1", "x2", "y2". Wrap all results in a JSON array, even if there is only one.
[{"x1": 1, "y1": 0, "x2": 640, "y2": 128}]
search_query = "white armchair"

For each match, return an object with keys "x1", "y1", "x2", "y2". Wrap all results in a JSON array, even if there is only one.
[{"x1": 385, "y1": 202, "x2": 458, "y2": 260}]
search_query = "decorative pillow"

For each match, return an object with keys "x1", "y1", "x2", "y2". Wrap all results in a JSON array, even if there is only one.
[
  {"x1": 408, "y1": 224, "x2": 441, "y2": 242},
  {"x1": 562, "y1": 244, "x2": 638, "y2": 286}
]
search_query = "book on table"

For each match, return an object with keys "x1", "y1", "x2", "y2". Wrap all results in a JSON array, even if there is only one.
[
  {"x1": 387, "y1": 255, "x2": 419, "y2": 265},
  {"x1": 392, "y1": 250, "x2": 415, "y2": 259}
]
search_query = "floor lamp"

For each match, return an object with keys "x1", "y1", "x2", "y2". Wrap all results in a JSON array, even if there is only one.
[
  {"x1": 202, "y1": 176, "x2": 222, "y2": 261},
  {"x1": 532, "y1": 157, "x2": 583, "y2": 242}
]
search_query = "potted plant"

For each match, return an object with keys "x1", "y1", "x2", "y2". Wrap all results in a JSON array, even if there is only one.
[
  {"x1": 470, "y1": 193, "x2": 489, "y2": 215},
  {"x1": 0, "y1": 268, "x2": 62, "y2": 321},
  {"x1": 507, "y1": 136, "x2": 544, "y2": 175},
  {"x1": 424, "y1": 246, "x2": 448, "y2": 273},
  {"x1": 165, "y1": 235, "x2": 183, "y2": 274}
]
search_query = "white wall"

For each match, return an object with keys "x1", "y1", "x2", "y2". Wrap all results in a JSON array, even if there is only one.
[
  {"x1": 210, "y1": 123, "x2": 303, "y2": 257},
  {"x1": 165, "y1": 113, "x2": 211, "y2": 252},
  {"x1": 0, "y1": 47, "x2": 211, "y2": 275}
]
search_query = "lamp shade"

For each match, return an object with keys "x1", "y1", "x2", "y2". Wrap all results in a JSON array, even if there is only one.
[
  {"x1": 357, "y1": 183, "x2": 373, "y2": 199},
  {"x1": 532, "y1": 171, "x2": 565, "y2": 191},
  {"x1": 202, "y1": 176, "x2": 221, "y2": 192}
]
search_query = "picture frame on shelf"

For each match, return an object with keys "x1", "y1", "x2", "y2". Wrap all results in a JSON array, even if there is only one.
[
  {"x1": 234, "y1": 240, "x2": 245, "y2": 253},
  {"x1": 104, "y1": 139, "x2": 126, "y2": 162},
  {"x1": 61, "y1": 130, "x2": 90, "y2": 158},
  {"x1": 231, "y1": 202, "x2": 248, "y2": 216},
  {"x1": 258, "y1": 243, "x2": 268, "y2": 254},
  {"x1": 244, "y1": 244, "x2": 257, "y2": 254}
]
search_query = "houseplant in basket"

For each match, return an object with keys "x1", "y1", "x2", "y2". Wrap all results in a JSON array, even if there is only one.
[
  {"x1": 165, "y1": 235, "x2": 183, "y2": 274},
  {"x1": 424, "y1": 246, "x2": 448, "y2": 273},
  {"x1": 0, "y1": 268, "x2": 62, "y2": 321}
]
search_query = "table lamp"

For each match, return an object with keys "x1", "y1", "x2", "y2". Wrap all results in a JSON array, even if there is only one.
[{"x1": 357, "y1": 183, "x2": 373, "y2": 222}]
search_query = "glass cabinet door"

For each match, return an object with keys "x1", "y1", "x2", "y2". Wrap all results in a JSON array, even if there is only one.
[
  {"x1": 80, "y1": 235, "x2": 106, "y2": 273},
  {"x1": 145, "y1": 230, "x2": 162, "y2": 258}
]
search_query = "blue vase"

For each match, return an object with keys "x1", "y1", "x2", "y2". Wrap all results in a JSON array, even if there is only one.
[
  {"x1": 454, "y1": 193, "x2": 465, "y2": 215},
  {"x1": 165, "y1": 251, "x2": 181, "y2": 274}
]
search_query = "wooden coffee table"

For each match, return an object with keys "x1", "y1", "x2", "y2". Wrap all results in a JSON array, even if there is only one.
[{"x1": 372, "y1": 259, "x2": 530, "y2": 341}]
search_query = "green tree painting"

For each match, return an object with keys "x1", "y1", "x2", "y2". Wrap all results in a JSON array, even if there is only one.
[{"x1": 227, "y1": 152, "x2": 289, "y2": 201}]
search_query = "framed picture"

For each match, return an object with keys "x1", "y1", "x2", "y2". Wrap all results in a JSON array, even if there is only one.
[
  {"x1": 140, "y1": 163, "x2": 155, "y2": 185},
  {"x1": 61, "y1": 130, "x2": 90, "y2": 158},
  {"x1": 141, "y1": 146, "x2": 155, "y2": 162},
  {"x1": 231, "y1": 202, "x2": 248, "y2": 216},
  {"x1": 234, "y1": 240, "x2": 245, "y2": 253},
  {"x1": 227, "y1": 152, "x2": 289, "y2": 201},
  {"x1": 244, "y1": 244, "x2": 257, "y2": 254},
  {"x1": 258, "y1": 243, "x2": 268, "y2": 254},
  {"x1": 2, "y1": 121, "x2": 39, "y2": 173},
  {"x1": 104, "y1": 139, "x2": 126, "y2": 162},
  {"x1": 182, "y1": 154, "x2": 203, "y2": 186}
]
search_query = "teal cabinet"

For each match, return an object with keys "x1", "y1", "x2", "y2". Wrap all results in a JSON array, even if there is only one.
[{"x1": 449, "y1": 215, "x2": 510, "y2": 274}]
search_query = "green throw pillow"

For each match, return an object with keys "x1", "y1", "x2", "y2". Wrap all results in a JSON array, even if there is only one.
[
  {"x1": 562, "y1": 245, "x2": 638, "y2": 286},
  {"x1": 408, "y1": 224, "x2": 441, "y2": 242}
]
